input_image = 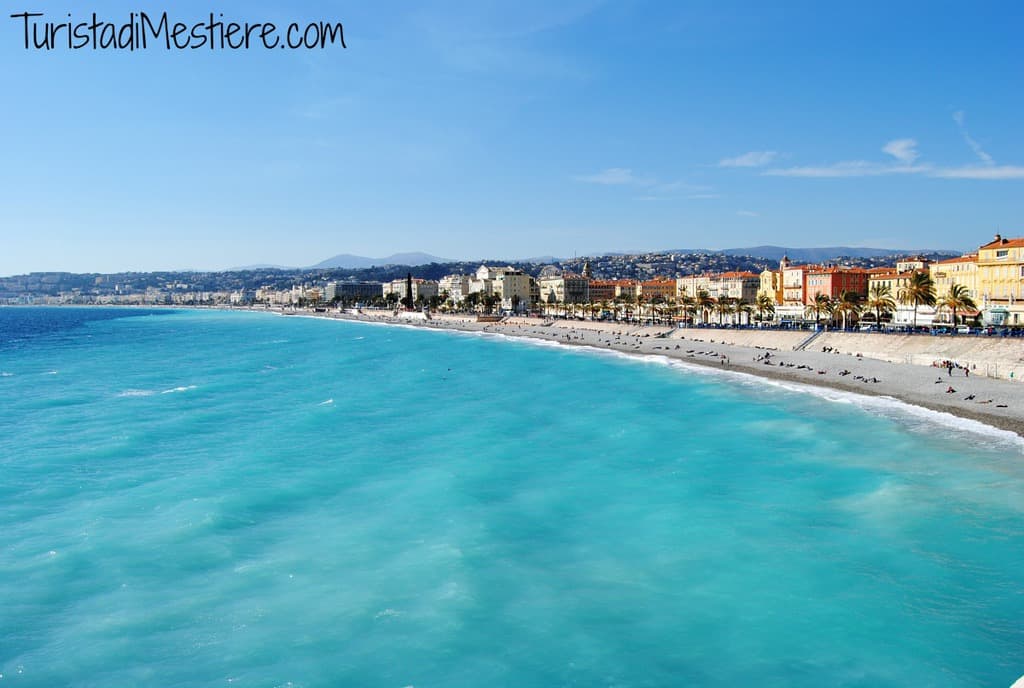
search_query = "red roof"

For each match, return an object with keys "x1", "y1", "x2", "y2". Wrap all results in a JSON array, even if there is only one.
[
  {"x1": 934, "y1": 254, "x2": 977, "y2": 265},
  {"x1": 979, "y1": 236, "x2": 1024, "y2": 250}
]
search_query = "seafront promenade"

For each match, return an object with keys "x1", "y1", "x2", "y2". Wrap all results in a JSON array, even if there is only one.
[{"x1": 304, "y1": 309, "x2": 1024, "y2": 438}]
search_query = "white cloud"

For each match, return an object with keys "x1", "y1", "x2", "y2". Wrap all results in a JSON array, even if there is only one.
[
  {"x1": 736, "y1": 210, "x2": 759, "y2": 217},
  {"x1": 952, "y1": 111, "x2": 995, "y2": 166},
  {"x1": 755, "y1": 129, "x2": 1022, "y2": 180},
  {"x1": 763, "y1": 161, "x2": 929, "y2": 178},
  {"x1": 573, "y1": 167, "x2": 643, "y2": 185},
  {"x1": 929, "y1": 165, "x2": 1024, "y2": 180},
  {"x1": 882, "y1": 138, "x2": 919, "y2": 164},
  {"x1": 719, "y1": 151, "x2": 778, "y2": 168},
  {"x1": 688, "y1": 193, "x2": 722, "y2": 199},
  {"x1": 652, "y1": 180, "x2": 712, "y2": 193}
]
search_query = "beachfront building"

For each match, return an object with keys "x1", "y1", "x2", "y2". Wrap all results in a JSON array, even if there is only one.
[
  {"x1": 537, "y1": 272, "x2": 590, "y2": 305},
  {"x1": 804, "y1": 266, "x2": 870, "y2": 302},
  {"x1": 713, "y1": 271, "x2": 761, "y2": 302},
  {"x1": 587, "y1": 279, "x2": 617, "y2": 302},
  {"x1": 867, "y1": 268, "x2": 937, "y2": 327},
  {"x1": 325, "y1": 281, "x2": 382, "y2": 303},
  {"x1": 676, "y1": 274, "x2": 715, "y2": 301},
  {"x1": 759, "y1": 266, "x2": 784, "y2": 306},
  {"x1": 776, "y1": 262, "x2": 820, "y2": 322},
  {"x1": 976, "y1": 234, "x2": 1024, "y2": 325},
  {"x1": 638, "y1": 278, "x2": 677, "y2": 302},
  {"x1": 589, "y1": 279, "x2": 639, "y2": 306},
  {"x1": 867, "y1": 268, "x2": 926, "y2": 300},
  {"x1": 929, "y1": 255, "x2": 979, "y2": 325},
  {"x1": 896, "y1": 257, "x2": 930, "y2": 273},
  {"x1": 439, "y1": 274, "x2": 471, "y2": 303},
  {"x1": 494, "y1": 269, "x2": 535, "y2": 312},
  {"x1": 382, "y1": 278, "x2": 439, "y2": 304},
  {"x1": 469, "y1": 265, "x2": 500, "y2": 296}
]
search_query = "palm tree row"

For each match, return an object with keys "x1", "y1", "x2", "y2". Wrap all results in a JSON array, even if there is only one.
[{"x1": 521, "y1": 274, "x2": 973, "y2": 330}]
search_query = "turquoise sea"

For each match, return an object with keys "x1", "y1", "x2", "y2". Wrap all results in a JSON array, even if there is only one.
[{"x1": 1, "y1": 307, "x2": 1022, "y2": 687}]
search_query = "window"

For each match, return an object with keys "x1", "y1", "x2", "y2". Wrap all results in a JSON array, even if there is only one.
[{"x1": 996, "y1": 249, "x2": 1009, "y2": 258}]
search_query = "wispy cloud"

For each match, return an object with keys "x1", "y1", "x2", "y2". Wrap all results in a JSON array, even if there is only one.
[
  {"x1": 930, "y1": 165, "x2": 1024, "y2": 180},
  {"x1": 882, "y1": 138, "x2": 919, "y2": 164},
  {"x1": 719, "y1": 151, "x2": 778, "y2": 168},
  {"x1": 736, "y1": 210, "x2": 759, "y2": 217},
  {"x1": 953, "y1": 111, "x2": 995, "y2": 166},
  {"x1": 573, "y1": 167, "x2": 647, "y2": 185},
  {"x1": 652, "y1": 180, "x2": 713, "y2": 194},
  {"x1": 574, "y1": 169, "x2": 721, "y2": 198},
  {"x1": 763, "y1": 161, "x2": 929, "y2": 178},
  {"x1": 688, "y1": 193, "x2": 722, "y2": 199},
  {"x1": 759, "y1": 131, "x2": 1024, "y2": 180}
]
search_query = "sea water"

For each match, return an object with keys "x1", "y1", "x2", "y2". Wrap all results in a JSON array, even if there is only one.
[{"x1": 1, "y1": 307, "x2": 1022, "y2": 688}]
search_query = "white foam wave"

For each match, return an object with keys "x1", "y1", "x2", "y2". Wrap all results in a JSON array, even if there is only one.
[
  {"x1": 161, "y1": 385, "x2": 197, "y2": 394},
  {"x1": 0, "y1": 371, "x2": 13, "y2": 377},
  {"x1": 43, "y1": 370, "x2": 58, "y2": 375},
  {"x1": 282, "y1": 316, "x2": 1023, "y2": 449},
  {"x1": 479, "y1": 331, "x2": 1024, "y2": 449},
  {"x1": 318, "y1": 398, "x2": 334, "y2": 406},
  {"x1": 117, "y1": 389, "x2": 155, "y2": 397}
]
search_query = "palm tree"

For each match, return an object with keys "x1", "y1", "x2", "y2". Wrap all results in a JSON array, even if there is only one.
[
  {"x1": 804, "y1": 293, "x2": 833, "y2": 327},
  {"x1": 897, "y1": 271, "x2": 936, "y2": 328},
  {"x1": 755, "y1": 293, "x2": 775, "y2": 324},
  {"x1": 714, "y1": 297, "x2": 734, "y2": 325},
  {"x1": 735, "y1": 300, "x2": 754, "y2": 326},
  {"x1": 678, "y1": 293, "x2": 696, "y2": 325},
  {"x1": 937, "y1": 284, "x2": 977, "y2": 327},
  {"x1": 694, "y1": 289, "x2": 714, "y2": 325},
  {"x1": 833, "y1": 290, "x2": 862, "y2": 330},
  {"x1": 865, "y1": 283, "x2": 896, "y2": 327}
]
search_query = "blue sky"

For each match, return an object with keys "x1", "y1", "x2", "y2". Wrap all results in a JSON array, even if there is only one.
[{"x1": 2, "y1": 0, "x2": 1022, "y2": 274}]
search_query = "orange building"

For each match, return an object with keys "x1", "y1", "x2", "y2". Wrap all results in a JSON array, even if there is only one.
[
  {"x1": 638, "y1": 278, "x2": 677, "y2": 302},
  {"x1": 804, "y1": 266, "x2": 869, "y2": 302},
  {"x1": 588, "y1": 279, "x2": 637, "y2": 301}
]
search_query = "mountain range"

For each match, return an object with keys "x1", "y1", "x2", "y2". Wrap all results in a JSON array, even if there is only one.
[
  {"x1": 231, "y1": 246, "x2": 959, "y2": 272},
  {"x1": 310, "y1": 252, "x2": 450, "y2": 269}
]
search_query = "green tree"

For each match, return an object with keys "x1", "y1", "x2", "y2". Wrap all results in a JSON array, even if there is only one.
[
  {"x1": 694, "y1": 289, "x2": 714, "y2": 325},
  {"x1": 804, "y1": 293, "x2": 833, "y2": 327},
  {"x1": 755, "y1": 293, "x2": 776, "y2": 324},
  {"x1": 865, "y1": 283, "x2": 896, "y2": 327},
  {"x1": 714, "y1": 297, "x2": 734, "y2": 325},
  {"x1": 833, "y1": 290, "x2": 862, "y2": 330},
  {"x1": 897, "y1": 272, "x2": 936, "y2": 328},
  {"x1": 937, "y1": 284, "x2": 977, "y2": 327}
]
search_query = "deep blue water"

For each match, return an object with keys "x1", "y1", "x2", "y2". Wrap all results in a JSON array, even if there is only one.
[{"x1": 1, "y1": 307, "x2": 1022, "y2": 687}]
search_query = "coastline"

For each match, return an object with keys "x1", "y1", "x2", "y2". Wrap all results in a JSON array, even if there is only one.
[
  {"x1": 308, "y1": 309, "x2": 1024, "y2": 440},
  {"x1": 10, "y1": 304, "x2": 1020, "y2": 440}
]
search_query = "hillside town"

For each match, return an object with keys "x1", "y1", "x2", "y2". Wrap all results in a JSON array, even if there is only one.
[
  {"x1": 273, "y1": 233, "x2": 1022, "y2": 331},
  {"x1": 2, "y1": 234, "x2": 1022, "y2": 330}
]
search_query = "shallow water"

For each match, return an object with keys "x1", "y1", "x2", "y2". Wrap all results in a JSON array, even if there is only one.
[{"x1": 2, "y1": 308, "x2": 1022, "y2": 687}]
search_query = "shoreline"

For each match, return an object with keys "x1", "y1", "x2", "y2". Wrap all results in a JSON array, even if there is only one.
[
  {"x1": 9, "y1": 304, "x2": 1021, "y2": 440},
  {"x1": 313, "y1": 309, "x2": 1024, "y2": 440}
]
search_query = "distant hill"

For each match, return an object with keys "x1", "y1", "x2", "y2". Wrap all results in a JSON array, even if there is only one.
[
  {"x1": 227, "y1": 264, "x2": 295, "y2": 271},
  {"x1": 717, "y1": 246, "x2": 958, "y2": 263},
  {"x1": 310, "y1": 252, "x2": 449, "y2": 269}
]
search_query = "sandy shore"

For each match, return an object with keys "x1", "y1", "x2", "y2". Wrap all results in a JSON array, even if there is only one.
[{"x1": 282, "y1": 309, "x2": 1024, "y2": 439}]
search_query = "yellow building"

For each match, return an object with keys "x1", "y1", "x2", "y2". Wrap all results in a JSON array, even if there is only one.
[
  {"x1": 976, "y1": 234, "x2": 1024, "y2": 324},
  {"x1": 759, "y1": 268, "x2": 782, "y2": 304},
  {"x1": 638, "y1": 278, "x2": 677, "y2": 302},
  {"x1": 929, "y1": 254, "x2": 978, "y2": 301}
]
